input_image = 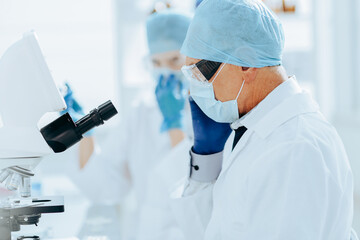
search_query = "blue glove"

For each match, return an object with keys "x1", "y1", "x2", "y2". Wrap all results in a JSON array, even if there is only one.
[
  {"x1": 155, "y1": 74, "x2": 186, "y2": 132},
  {"x1": 189, "y1": 96, "x2": 232, "y2": 155},
  {"x1": 60, "y1": 83, "x2": 93, "y2": 136}
]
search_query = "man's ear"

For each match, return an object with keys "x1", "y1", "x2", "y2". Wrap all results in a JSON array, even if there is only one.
[{"x1": 241, "y1": 67, "x2": 258, "y2": 83}]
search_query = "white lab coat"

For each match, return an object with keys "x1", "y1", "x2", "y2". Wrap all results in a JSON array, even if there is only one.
[
  {"x1": 69, "y1": 91, "x2": 191, "y2": 240},
  {"x1": 137, "y1": 138, "x2": 192, "y2": 240},
  {"x1": 170, "y1": 78, "x2": 357, "y2": 240}
]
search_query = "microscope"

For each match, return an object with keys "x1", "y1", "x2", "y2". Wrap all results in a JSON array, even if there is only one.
[{"x1": 0, "y1": 32, "x2": 118, "y2": 240}]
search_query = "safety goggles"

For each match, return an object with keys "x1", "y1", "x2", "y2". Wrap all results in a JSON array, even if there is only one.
[{"x1": 181, "y1": 59, "x2": 222, "y2": 84}]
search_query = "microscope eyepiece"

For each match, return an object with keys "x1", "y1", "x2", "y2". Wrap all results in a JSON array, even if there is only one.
[
  {"x1": 75, "y1": 100, "x2": 118, "y2": 136},
  {"x1": 40, "y1": 100, "x2": 118, "y2": 153},
  {"x1": 98, "y1": 101, "x2": 118, "y2": 121}
]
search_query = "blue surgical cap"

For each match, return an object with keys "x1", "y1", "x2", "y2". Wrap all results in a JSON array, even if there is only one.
[
  {"x1": 181, "y1": 0, "x2": 285, "y2": 68},
  {"x1": 146, "y1": 10, "x2": 192, "y2": 55}
]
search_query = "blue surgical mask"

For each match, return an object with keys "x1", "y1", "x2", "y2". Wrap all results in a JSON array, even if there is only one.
[
  {"x1": 152, "y1": 68, "x2": 173, "y2": 83},
  {"x1": 189, "y1": 63, "x2": 245, "y2": 123},
  {"x1": 152, "y1": 68, "x2": 189, "y2": 89}
]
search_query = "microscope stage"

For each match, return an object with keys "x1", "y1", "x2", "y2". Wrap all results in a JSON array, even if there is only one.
[{"x1": 0, "y1": 196, "x2": 64, "y2": 217}]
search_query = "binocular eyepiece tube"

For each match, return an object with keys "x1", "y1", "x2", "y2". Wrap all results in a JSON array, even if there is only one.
[{"x1": 41, "y1": 100, "x2": 118, "y2": 153}]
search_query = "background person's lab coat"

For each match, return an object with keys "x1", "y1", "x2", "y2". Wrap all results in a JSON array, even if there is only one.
[
  {"x1": 137, "y1": 137, "x2": 192, "y2": 240},
  {"x1": 69, "y1": 91, "x2": 191, "y2": 240},
  {"x1": 170, "y1": 78, "x2": 356, "y2": 240}
]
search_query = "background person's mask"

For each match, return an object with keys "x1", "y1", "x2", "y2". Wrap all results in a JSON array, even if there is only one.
[{"x1": 152, "y1": 68, "x2": 181, "y2": 83}]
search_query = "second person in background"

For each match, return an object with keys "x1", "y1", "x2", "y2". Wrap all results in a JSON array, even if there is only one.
[{"x1": 67, "y1": 9, "x2": 192, "y2": 240}]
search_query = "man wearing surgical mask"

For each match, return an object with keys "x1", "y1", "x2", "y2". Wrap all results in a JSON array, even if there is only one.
[
  {"x1": 68, "y1": 9, "x2": 192, "y2": 240},
  {"x1": 170, "y1": 0, "x2": 358, "y2": 240}
]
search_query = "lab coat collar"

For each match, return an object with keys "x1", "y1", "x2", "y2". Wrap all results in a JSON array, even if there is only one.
[{"x1": 231, "y1": 76, "x2": 319, "y2": 139}]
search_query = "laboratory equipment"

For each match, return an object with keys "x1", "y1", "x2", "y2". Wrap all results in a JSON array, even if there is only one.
[{"x1": 0, "y1": 32, "x2": 117, "y2": 240}]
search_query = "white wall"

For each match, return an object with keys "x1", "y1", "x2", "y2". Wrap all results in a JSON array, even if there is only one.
[
  {"x1": 313, "y1": 0, "x2": 360, "y2": 233},
  {"x1": 0, "y1": 0, "x2": 117, "y2": 114}
]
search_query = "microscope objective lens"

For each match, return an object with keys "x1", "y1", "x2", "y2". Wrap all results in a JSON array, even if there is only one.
[
  {"x1": 7, "y1": 173, "x2": 21, "y2": 191},
  {"x1": 21, "y1": 176, "x2": 31, "y2": 198},
  {"x1": 0, "y1": 169, "x2": 11, "y2": 183}
]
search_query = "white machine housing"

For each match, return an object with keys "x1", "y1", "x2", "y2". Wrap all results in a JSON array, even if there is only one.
[{"x1": 0, "y1": 32, "x2": 66, "y2": 172}]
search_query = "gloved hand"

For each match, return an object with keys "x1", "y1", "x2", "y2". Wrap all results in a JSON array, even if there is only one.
[
  {"x1": 189, "y1": 96, "x2": 232, "y2": 155},
  {"x1": 155, "y1": 74, "x2": 186, "y2": 132},
  {"x1": 60, "y1": 82, "x2": 93, "y2": 136}
]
